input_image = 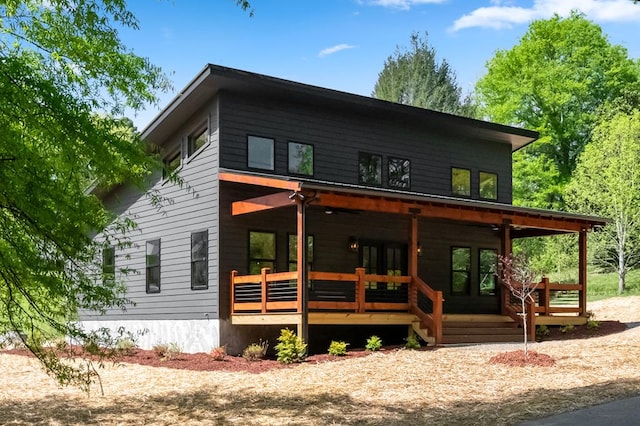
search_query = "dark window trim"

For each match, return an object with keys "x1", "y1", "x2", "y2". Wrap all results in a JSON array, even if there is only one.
[
  {"x1": 191, "y1": 230, "x2": 208, "y2": 290},
  {"x1": 102, "y1": 246, "x2": 115, "y2": 285},
  {"x1": 388, "y1": 157, "x2": 411, "y2": 190},
  {"x1": 248, "y1": 230, "x2": 277, "y2": 274},
  {"x1": 358, "y1": 151, "x2": 383, "y2": 187},
  {"x1": 247, "y1": 134, "x2": 275, "y2": 172},
  {"x1": 162, "y1": 148, "x2": 181, "y2": 180},
  {"x1": 478, "y1": 171, "x2": 498, "y2": 201},
  {"x1": 478, "y1": 248, "x2": 498, "y2": 297},
  {"x1": 187, "y1": 123, "x2": 209, "y2": 158},
  {"x1": 287, "y1": 141, "x2": 315, "y2": 177},
  {"x1": 287, "y1": 233, "x2": 314, "y2": 271},
  {"x1": 451, "y1": 167, "x2": 471, "y2": 198},
  {"x1": 146, "y1": 239, "x2": 161, "y2": 294},
  {"x1": 451, "y1": 246, "x2": 471, "y2": 296}
]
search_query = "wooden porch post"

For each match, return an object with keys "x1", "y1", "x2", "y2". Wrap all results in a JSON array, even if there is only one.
[
  {"x1": 408, "y1": 214, "x2": 419, "y2": 311},
  {"x1": 296, "y1": 199, "x2": 309, "y2": 343},
  {"x1": 500, "y1": 222, "x2": 512, "y2": 316},
  {"x1": 579, "y1": 228, "x2": 587, "y2": 316}
]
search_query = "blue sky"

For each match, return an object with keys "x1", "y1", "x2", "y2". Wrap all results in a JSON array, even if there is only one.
[{"x1": 122, "y1": 0, "x2": 640, "y2": 129}]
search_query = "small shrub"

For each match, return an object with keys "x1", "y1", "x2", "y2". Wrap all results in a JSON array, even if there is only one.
[
  {"x1": 536, "y1": 325, "x2": 550, "y2": 339},
  {"x1": 210, "y1": 345, "x2": 227, "y2": 361},
  {"x1": 328, "y1": 340, "x2": 349, "y2": 356},
  {"x1": 587, "y1": 319, "x2": 600, "y2": 330},
  {"x1": 274, "y1": 328, "x2": 307, "y2": 364},
  {"x1": 243, "y1": 340, "x2": 268, "y2": 361},
  {"x1": 405, "y1": 334, "x2": 421, "y2": 350},
  {"x1": 365, "y1": 335, "x2": 382, "y2": 352},
  {"x1": 152, "y1": 342, "x2": 182, "y2": 360},
  {"x1": 152, "y1": 343, "x2": 168, "y2": 358},
  {"x1": 560, "y1": 324, "x2": 575, "y2": 334},
  {"x1": 116, "y1": 338, "x2": 137, "y2": 355}
]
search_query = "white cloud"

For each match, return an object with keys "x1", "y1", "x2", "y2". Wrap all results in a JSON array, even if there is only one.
[
  {"x1": 318, "y1": 44, "x2": 357, "y2": 58},
  {"x1": 364, "y1": 0, "x2": 446, "y2": 11},
  {"x1": 451, "y1": 0, "x2": 640, "y2": 32}
]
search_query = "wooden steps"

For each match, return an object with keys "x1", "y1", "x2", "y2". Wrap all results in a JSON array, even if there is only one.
[{"x1": 442, "y1": 315, "x2": 523, "y2": 344}]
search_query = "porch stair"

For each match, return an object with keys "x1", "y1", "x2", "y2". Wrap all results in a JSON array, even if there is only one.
[{"x1": 441, "y1": 315, "x2": 522, "y2": 344}]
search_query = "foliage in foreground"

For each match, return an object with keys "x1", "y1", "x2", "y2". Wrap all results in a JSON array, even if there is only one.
[
  {"x1": 274, "y1": 328, "x2": 307, "y2": 364},
  {"x1": 328, "y1": 340, "x2": 349, "y2": 356}
]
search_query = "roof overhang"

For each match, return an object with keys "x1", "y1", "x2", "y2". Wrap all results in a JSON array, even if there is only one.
[{"x1": 220, "y1": 169, "x2": 609, "y2": 236}]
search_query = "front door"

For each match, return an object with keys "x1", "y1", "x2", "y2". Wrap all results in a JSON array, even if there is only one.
[{"x1": 359, "y1": 241, "x2": 408, "y2": 303}]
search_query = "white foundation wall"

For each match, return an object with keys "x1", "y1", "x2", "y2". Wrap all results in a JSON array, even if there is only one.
[{"x1": 80, "y1": 319, "x2": 220, "y2": 353}]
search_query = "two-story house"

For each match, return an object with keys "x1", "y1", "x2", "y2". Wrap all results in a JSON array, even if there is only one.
[{"x1": 82, "y1": 65, "x2": 606, "y2": 354}]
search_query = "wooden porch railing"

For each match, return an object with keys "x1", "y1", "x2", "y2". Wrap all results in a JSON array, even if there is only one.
[
  {"x1": 230, "y1": 267, "x2": 443, "y2": 344},
  {"x1": 500, "y1": 279, "x2": 537, "y2": 341}
]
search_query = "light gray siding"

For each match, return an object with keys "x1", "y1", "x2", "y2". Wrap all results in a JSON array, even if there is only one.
[
  {"x1": 219, "y1": 92, "x2": 513, "y2": 203},
  {"x1": 82, "y1": 99, "x2": 221, "y2": 321}
]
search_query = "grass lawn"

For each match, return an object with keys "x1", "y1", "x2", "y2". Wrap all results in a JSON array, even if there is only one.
[{"x1": 546, "y1": 267, "x2": 640, "y2": 301}]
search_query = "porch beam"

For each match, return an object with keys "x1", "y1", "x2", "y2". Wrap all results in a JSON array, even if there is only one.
[
  {"x1": 313, "y1": 192, "x2": 589, "y2": 233},
  {"x1": 231, "y1": 191, "x2": 295, "y2": 216},
  {"x1": 220, "y1": 171, "x2": 302, "y2": 191}
]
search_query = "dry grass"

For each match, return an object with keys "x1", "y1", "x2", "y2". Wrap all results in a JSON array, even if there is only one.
[{"x1": 1, "y1": 297, "x2": 640, "y2": 425}]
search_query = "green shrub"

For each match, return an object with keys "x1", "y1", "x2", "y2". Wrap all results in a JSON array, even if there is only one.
[
  {"x1": 365, "y1": 335, "x2": 382, "y2": 352},
  {"x1": 328, "y1": 340, "x2": 349, "y2": 356},
  {"x1": 152, "y1": 342, "x2": 182, "y2": 360},
  {"x1": 560, "y1": 324, "x2": 575, "y2": 334},
  {"x1": 274, "y1": 328, "x2": 307, "y2": 364},
  {"x1": 242, "y1": 340, "x2": 268, "y2": 361},
  {"x1": 405, "y1": 334, "x2": 421, "y2": 349},
  {"x1": 536, "y1": 325, "x2": 550, "y2": 339},
  {"x1": 115, "y1": 338, "x2": 137, "y2": 355},
  {"x1": 587, "y1": 319, "x2": 600, "y2": 330}
]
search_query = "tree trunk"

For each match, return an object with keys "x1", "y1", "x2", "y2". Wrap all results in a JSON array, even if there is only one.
[
  {"x1": 618, "y1": 243, "x2": 626, "y2": 295},
  {"x1": 521, "y1": 298, "x2": 528, "y2": 359}
]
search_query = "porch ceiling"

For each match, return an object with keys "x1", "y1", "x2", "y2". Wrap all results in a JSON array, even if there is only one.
[{"x1": 220, "y1": 170, "x2": 608, "y2": 235}]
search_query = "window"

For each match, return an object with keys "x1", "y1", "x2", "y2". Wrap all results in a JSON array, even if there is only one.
[
  {"x1": 102, "y1": 246, "x2": 115, "y2": 285},
  {"x1": 388, "y1": 157, "x2": 410, "y2": 189},
  {"x1": 359, "y1": 152, "x2": 382, "y2": 185},
  {"x1": 247, "y1": 135, "x2": 274, "y2": 170},
  {"x1": 288, "y1": 142, "x2": 314, "y2": 176},
  {"x1": 191, "y1": 231, "x2": 208, "y2": 290},
  {"x1": 146, "y1": 239, "x2": 161, "y2": 293},
  {"x1": 479, "y1": 249, "x2": 497, "y2": 296},
  {"x1": 249, "y1": 231, "x2": 276, "y2": 274},
  {"x1": 479, "y1": 172, "x2": 498, "y2": 200},
  {"x1": 288, "y1": 234, "x2": 314, "y2": 271},
  {"x1": 451, "y1": 247, "x2": 471, "y2": 295},
  {"x1": 452, "y1": 167, "x2": 471, "y2": 197},
  {"x1": 163, "y1": 150, "x2": 181, "y2": 179},
  {"x1": 188, "y1": 127, "x2": 208, "y2": 156}
]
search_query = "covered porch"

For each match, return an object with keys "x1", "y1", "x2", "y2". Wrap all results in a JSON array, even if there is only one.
[{"x1": 222, "y1": 170, "x2": 607, "y2": 345}]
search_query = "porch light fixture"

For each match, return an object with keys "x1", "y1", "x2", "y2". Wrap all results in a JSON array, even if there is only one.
[
  {"x1": 417, "y1": 242, "x2": 423, "y2": 257},
  {"x1": 348, "y1": 236, "x2": 359, "y2": 252}
]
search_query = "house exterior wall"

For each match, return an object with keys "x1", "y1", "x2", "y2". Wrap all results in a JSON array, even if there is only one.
[
  {"x1": 80, "y1": 99, "x2": 222, "y2": 353},
  {"x1": 218, "y1": 91, "x2": 513, "y2": 203}
]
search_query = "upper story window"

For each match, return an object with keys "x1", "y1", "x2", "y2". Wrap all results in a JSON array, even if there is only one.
[
  {"x1": 163, "y1": 150, "x2": 181, "y2": 180},
  {"x1": 146, "y1": 239, "x2": 161, "y2": 294},
  {"x1": 479, "y1": 248, "x2": 497, "y2": 296},
  {"x1": 479, "y1": 171, "x2": 498, "y2": 200},
  {"x1": 452, "y1": 167, "x2": 471, "y2": 197},
  {"x1": 249, "y1": 231, "x2": 276, "y2": 274},
  {"x1": 388, "y1": 157, "x2": 410, "y2": 189},
  {"x1": 288, "y1": 142, "x2": 314, "y2": 176},
  {"x1": 359, "y1": 152, "x2": 382, "y2": 186},
  {"x1": 188, "y1": 126, "x2": 208, "y2": 157},
  {"x1": 247, "y1": 135, "x2": 274, "y2": 170},
  {"x1": 191, "y1": 231, "x2": 208, "y2": 290},
  {"x1": 451, "y1": 246, "x2": 471, "y2": 295},
  {"x1": 102, "y1": 246, "x2": 115, "y2": 285}
]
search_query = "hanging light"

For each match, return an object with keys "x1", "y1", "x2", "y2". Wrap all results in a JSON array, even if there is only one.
[{"x1": 348, "y1": 236, "x2": 359, "y2": 252}]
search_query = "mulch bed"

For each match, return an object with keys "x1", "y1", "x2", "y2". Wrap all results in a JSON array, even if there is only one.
[
  {"x1": 540, "y1": 320, "x2": 627, "y2": 341},
  {"x1": 489, "y1": 350, "x2": 556, "y2": 367}
]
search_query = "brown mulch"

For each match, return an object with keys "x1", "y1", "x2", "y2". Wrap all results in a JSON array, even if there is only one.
[
  {"x1": 489, "y1": 350, "x2": 556, "y2": 367},
  {"x1": 542, "y1": 320, "x2": 627, "y2": 341}
]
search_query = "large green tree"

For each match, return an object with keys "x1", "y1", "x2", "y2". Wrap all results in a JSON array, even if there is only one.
[
  {"x1": 476, "y1": 12, "x2": 639, "y2": 208},
  {"x1": 565, "y1": 110, "x2": 640, "y2": 294},
  {"x1": 373, "y1": 32, "x2": 475, "y2": 117},
  {"x1": 0, "y1": 0, "x2": 247, "y2": 390}
]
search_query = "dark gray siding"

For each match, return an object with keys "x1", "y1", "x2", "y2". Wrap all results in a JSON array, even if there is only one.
[
  {"x1": 82, "y1": 99, "x2": 221, "y2": 321},
  {"x1": 219, "y1": 92, "x2": 513, "y2": 203}
]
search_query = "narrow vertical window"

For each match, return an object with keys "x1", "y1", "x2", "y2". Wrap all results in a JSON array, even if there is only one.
[
  {"x1": 451, "y1": 247, "x2": 471, "y2": 295},
  {"x1": 359, "y1": 152, "x2": 382, "y2": 185},
  {"x1": 146, "y1": 239, "x2": 161, "y2": 293},
  {"x1": 249, "y1": 231, "x2": 276, "y2": 274},
  {"x1": 479, "y1": 171, "x2": 498, "y2": 200},
  {"x1": 288, "y1": 234, "x2": 314, "y2": 271},
  {"x1": 163, "y1": 150, "x2": 181, "y2": 179},
  {"x1": 191, "y1": 231, "x2": 208, "y2": 290},
  {"x1": 188, "y1": 126, "x2": 208, "y2": 156},
  {"x1": 102, "y1": 246, "x2": 115, "y2": 285},
  {"x1": 247, "y1": 135, "x2": 274, "y2": 170},
  {"x1": 388, "y1": 157, "x2": 410, "y2": 189},
  {"x1": 452, "y1": 167, "x2": 471, "y2": 197},
  {"x1": 479, "y1": 249, "x2": 498, "y2": 296},
  {"x1": 288, "y1": 142, "x2": 314, "y2": 176}
]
